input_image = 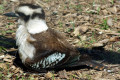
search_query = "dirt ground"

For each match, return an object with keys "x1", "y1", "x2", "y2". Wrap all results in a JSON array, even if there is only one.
[{"x1": 0, "y1": 0, "x2": 120, "y2": 80}]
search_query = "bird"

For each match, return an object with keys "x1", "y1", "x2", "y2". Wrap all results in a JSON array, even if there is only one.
[{"x1": 4, "y1": 4, "x2": 107, "y2": 72}]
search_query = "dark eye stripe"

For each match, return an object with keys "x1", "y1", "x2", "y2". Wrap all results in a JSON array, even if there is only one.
[
  {"x1": 16, "y1": 12, "x2": 30, "y2": 22},
  {"x1": 19, "y1": 4, "x2": 42, "y2": 9},
  {"x1": 31, "y1": 9, "x2": 45, "y2": 19}
]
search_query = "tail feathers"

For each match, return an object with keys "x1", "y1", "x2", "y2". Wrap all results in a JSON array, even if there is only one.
[
  {"x1": 56, "y1": 54, "x2": 107, "y2": 70},
  {"x1": 83, "y1": 60, "x2": 107, "y2": 70},
  {"x1": 63, "y1": 60, "x2": 107, "y2": 70}
]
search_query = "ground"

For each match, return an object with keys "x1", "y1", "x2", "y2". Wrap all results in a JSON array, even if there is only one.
[{"x1": 0, "y1": 0, "x2": 120, "y2": 80}]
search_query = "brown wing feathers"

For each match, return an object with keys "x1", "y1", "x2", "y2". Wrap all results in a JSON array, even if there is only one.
[{"x1": 25, "y1": 28, "x2": 107, "y2": 71}]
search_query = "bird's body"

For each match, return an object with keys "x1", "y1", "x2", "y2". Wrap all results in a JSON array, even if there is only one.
[
  {"x1": 5, "y1": 4, "x2": 106, "y2": 72},
  {"x1": 16, "y1": 18, "x2": 80, "y2": 70}
]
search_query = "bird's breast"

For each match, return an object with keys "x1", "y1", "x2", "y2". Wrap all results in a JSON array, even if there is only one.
[{"x1": 16, "y1": 25, "x2": 35, "y2": 63}]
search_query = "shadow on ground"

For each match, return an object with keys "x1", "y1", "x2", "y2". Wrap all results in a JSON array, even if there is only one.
[
  {"x1": 78, "y1": 47, "x2": 120, "y2": 64},
  {"x1": 0, "y1": 35, "x2": 16, "y2": 49},
  {"x1": 0, "y1": 35, "x2": 120, "y2": 72}
]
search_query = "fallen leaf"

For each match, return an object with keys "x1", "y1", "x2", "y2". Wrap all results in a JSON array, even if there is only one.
[
  {"x1": 3, "y1": 58, "x2": 13, "y2": 63},
  {"x1": 58, "y1": 70, "x2": 69, "y2": 79},
  {"x1": 80, "y1": 35, "x2": 87, "y2": 41},
  {"x1": 108, "y1": 6, "x2": 117, "y2": 14},
  {"x1": 73, "y1": 26, "x2": 88, "y2": 36},
  {"x1": 0, "y1": 63, "x2": 7, "y2": 70},
  {"x1": 102, "y1": 10, "x2": 109, "y2": 15},
  {"x1": 45, "y1": 72, "x2": 53, "y2": 79},
  {"x1": 92, "y1": 39, "x2": 109, "y2": 47},
  {"x1": 84, "y1": 16, "x2": 90, "y2": 21},
  {"x1": 92, "y1": 43, "x2": 104, "y2": 47},
  {"x1": 109, "y1": 36, "x2": 120, "y2": 42}
]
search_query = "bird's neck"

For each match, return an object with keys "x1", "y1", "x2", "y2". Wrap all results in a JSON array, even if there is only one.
[{"x1": 26, "y1": 19, "x2": 48, "y2": 34}]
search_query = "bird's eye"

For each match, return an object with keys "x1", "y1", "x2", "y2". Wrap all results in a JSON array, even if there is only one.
[{"x1": 16, "y1": 11, "x2": 30, "y2": 22}]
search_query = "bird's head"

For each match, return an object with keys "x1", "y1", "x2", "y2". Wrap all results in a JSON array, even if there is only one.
[
  {"x1": 15, "y1": 4, "x2": 45, "y2": 24},
  {"x1": 5, "y1": 4, "x2": 45, "y2": 24},
  {"x1": 4, "y1": 4, "x2": 48, "y2": 34}
]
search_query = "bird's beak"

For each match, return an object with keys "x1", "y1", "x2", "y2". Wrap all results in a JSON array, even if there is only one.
[{"x1": 3, "y1": 12, "x2": 18, "y2": 17}]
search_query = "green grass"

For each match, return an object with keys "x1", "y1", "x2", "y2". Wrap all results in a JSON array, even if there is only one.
[
  {"x1": 65, "y1": 21, "x2": 75, "y2": 33},
  {"x1": 100, "y1": 18, "x2": 109, "y2": 30},
  {"x1": 86, "y1": 74, "x2": 92, "y2": 80},
  {"x1": 6, "y1": 30, "x2": 15, "y2": 33},
  {"x1": 0, "y1": 72, "x2": 3, "y2": 79},
  {"x1": 58, "y1": 22, "x2": 63, "y2": 28},
  {"x1": 0, "y1": 46, "x2": 7, "y2": 53},
  {"x1": 69, "y1": 4, "x2": 75, "y2": 9},
  {"x1": 52, "y1": 73, "x2": 55, "y2": 80},
  {"x1": 111, "y1": 0, "x2": 114, "y2": 5},
  {"x1": 45, "y1": 0, "x2": 51, "y2": 2},
  {"x1": 75, "y1": 4, "x2": 83, "y2": 12},
  {"x1": 0, "y1": 39, "x2": 15, "y2": 46},
  {"x1": 0, "y1": 5, "x2": 4, "y2": 10},
  {"x1": 117, "y1": 48, "x2": 120, "y2": 53},
  {"x1": 96, "y1": 7, "x2": 100, "y2": 14},
  {"x1": 0, "y1": 5, "x2": 4, "y2": 13},
  {"x1": 89, "y1": 32, "x2": 96, "y2": 44},
  {"x1": 0, "y1": 28, "x2": 15, "y2": 35},
  {"x1": 69, "y1": 4, "x2": 82, "y2": 12},
  {"x1": 71, "y1": 22, "x2": 75, "y2": 31}
]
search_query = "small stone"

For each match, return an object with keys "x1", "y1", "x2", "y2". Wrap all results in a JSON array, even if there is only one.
[
  {"x1": 107, "y1": 70, "x2": 113, "y2": 73},
  {"x1": 107, "y1": 18, "x2": 113, "y2": 27},
  {"x1": 98, "y1": 31, "x2": 103, "y2": 34},
  {"x1": 0, "y1": 55, "x2": 5, "y2": 59},
  {"x1": 10, "y1": 0, "x2": 19, "y2": 2}
]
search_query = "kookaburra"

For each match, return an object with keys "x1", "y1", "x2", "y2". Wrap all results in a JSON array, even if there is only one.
[{"x1": 4, "y1": 4, "x2": 106, "y2": 72}]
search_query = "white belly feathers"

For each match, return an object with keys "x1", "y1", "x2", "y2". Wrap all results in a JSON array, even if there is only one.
[{"x1": 16, "y1": 25, "x2": 35, "y2": 63}]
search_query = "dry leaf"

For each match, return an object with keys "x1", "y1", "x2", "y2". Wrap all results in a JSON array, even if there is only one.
[
  {"x1": 92, "y1": 43, "x2": 104, "y2": 47},
  {"x1": 92, "y1": 39, "x2": 109, "y2": 47},
  {"x1": 10, "y1": 65, "x2": 16, "y2": 70},
  {"x1": 14, "y1": 68, "x2": 20, "y2": 74},
  {"x1": 45, "y1": 72, "x2": 53, "y2": 79},
  {"x1": 80, "y1": 35, "x2": 87, "y2": 41},
  {"x1": 102, "y1": 10, "x2": 109, "y2": 15},
  {"x1": 0, "y1": 63, "x2": 7, "y2": 70},
  {"x1": 109, "y1": 36, "x2": 120, "y2": 42},
  {"x1": 84, "y1": 16, "x2": 90, "y2": 21},
  {"x1": 108, "y1": 6, "x2": 117, "y2": 14},
  {"x1": 4, "y1": 54, "x2": 12, "y2": 59},
  {"x1": 58, "y1": 70, "x2": 68, "y2": 79},
  {"x1": 77, "y1": 15, "x2": 83, "y2": 19},
  {"x1": 3, "y1": 58, "x2": 13, "y2": 63},
  {"x1": 73, "y1": 26, "x2": 88, "y2": 36}
]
